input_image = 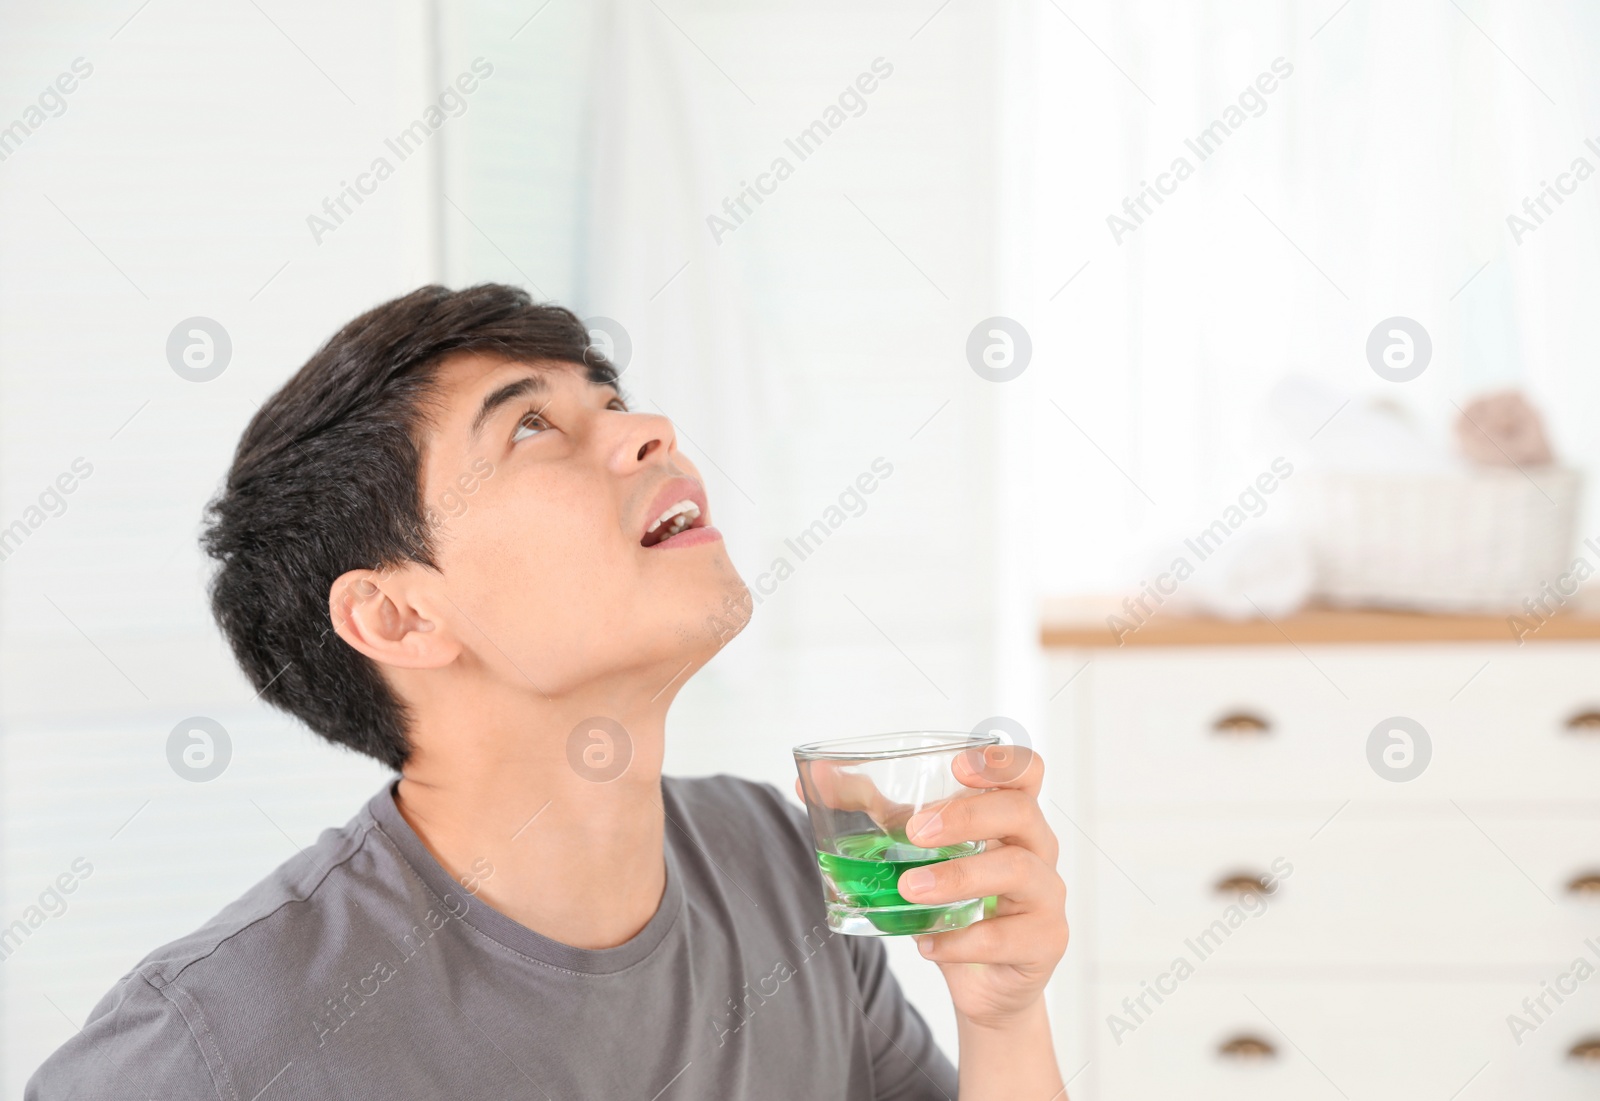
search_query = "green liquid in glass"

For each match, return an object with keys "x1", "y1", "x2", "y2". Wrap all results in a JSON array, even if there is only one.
[{"x1": 817, "y1": 833, "x2": 981, "y2": 935}]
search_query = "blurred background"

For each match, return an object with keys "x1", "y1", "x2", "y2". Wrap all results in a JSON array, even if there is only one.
[{"x1": 4, "y1": 0, "x2": 1600, "y2": 1096}]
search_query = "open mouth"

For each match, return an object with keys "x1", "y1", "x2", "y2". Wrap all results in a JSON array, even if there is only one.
[
  {"x1": 638, "y1": 477, "x2": 712, "y2": 548},
  {"x1": 640, "y1": 498, "x2": 705, "y2": 547}
]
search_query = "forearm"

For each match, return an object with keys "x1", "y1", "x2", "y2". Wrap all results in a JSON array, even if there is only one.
[{"x1": 955, "y1": 998, "x2": 1064, "y2": 1101}]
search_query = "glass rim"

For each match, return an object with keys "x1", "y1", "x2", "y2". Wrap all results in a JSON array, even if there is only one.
[{"x1": 792, "y1": 730, "x2": 1000, "y2": 762}]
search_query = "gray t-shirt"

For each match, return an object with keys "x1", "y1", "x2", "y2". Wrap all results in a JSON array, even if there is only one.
[{"x1": 27, "y1": 775, "x2": 957, "y2": 1100}]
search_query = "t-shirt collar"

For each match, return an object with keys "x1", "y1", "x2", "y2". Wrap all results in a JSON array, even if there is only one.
[{"x1": 366, "y1": 779, "x2": 685, "y2": 975}]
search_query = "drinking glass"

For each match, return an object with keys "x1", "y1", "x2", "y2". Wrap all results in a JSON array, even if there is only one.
[{"x1": 793, "y1": 731, "x2": 997, "y2": 936}]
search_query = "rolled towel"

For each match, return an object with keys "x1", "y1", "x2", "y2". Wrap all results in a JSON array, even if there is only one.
[
  {"x1": 1182, "y1": 525, "x2": 1314, "y2": 620},
  {"x1": 1135, "y1": 525, "x2": 1315, "y2": 621},
  {"x1": 1453, "y1": 390, "x2": 1554, "y2": 466}
]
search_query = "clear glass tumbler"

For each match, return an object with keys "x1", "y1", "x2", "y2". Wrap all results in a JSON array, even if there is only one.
[{"x1": 793, "y1": 730, "x2": 998, "y2": 936}]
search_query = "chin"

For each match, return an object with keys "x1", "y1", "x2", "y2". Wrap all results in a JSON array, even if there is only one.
[{"x1": 694, "y1": 562, "x2": 753, "y2": 654}]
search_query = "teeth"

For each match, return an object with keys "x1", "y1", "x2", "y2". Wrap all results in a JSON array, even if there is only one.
[{"x1": 647, "y1": 499, "x2": 700, "y2": 537}]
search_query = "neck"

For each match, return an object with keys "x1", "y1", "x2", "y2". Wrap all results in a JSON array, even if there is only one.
[{"x1": 392, "y1": 666, "x2": 684, "y2": 949}]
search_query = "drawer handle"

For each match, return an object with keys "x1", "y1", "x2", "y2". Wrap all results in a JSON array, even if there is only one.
[
  {"x1": 1568, "y1": 873, "x2": 1600, "y2": 897},
  {"x1": 1212, "y1": 711, "x2": 1272, "y2": 736},
  {"x1": 1569, "y1": 1037, "x2": 1600, "y2": 1062},
  {"x1": 1215, "y1": 872, "x2": 1275, "y2": 897},
  {"x1": 1218, "y1": 1035, "x2": 1276, "y2": 1060},
  {"x1": 1565, "y1": 711, "x2": 1600, "y2": 732}
]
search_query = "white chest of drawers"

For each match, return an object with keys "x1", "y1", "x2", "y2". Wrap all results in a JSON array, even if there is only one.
[{"x1": 1041, "y1": 602, "x2": 1600, "y2": 1100}]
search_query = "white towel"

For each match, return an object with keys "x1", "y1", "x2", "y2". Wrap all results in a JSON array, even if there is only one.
[{"x1": 1135, "y1": 525, "x2": 1314, "y2": 621}]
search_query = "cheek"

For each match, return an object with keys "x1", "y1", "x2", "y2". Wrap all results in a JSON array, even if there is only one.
[
  {"x1": 442, "y1": 480, "x2": 629, "y2": 603},
  {"x1": 438, "y1": 482, "x2": 652, "y2": 685}
]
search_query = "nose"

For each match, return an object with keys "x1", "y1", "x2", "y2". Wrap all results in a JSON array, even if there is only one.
[{"x1": 610, "y1": 410, "x2": 677, "y2": 470}]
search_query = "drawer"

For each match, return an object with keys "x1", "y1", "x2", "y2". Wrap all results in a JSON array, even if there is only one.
[
  {"x1": 1078, "y1": 812, "x2": 1600, "y2": 968},
  {"x1": 1064, "y1": 644, "x2": 1600, "y2": 806},
  {"x1": 1084, "y1": 977, "x2": 1600, "y2": 1101}
]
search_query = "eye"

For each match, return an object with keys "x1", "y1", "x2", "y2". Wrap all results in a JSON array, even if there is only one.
[
  {"x1": 512, "y1": 406, "x2": 551, "y2": 442},
  {"x1": 607, "y1": 397, "x2": 629, "y2": 413}
]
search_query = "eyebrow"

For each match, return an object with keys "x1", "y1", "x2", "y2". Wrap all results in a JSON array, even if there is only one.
[
  {"x1": 470, "y1": 373, "x2": 549, "y2": 439},
  {"x1": 469, "y1": 368, "x2": 626, "y2": 440}
]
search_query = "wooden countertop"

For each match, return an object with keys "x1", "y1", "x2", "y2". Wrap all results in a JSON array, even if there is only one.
[{"x1": 1040, "y1": 596, "x2": 1600, "y2": 648}]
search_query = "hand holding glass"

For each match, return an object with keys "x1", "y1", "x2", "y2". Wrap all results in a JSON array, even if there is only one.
[{"x1": 793, "y1": 731, "x2": 999, "y2": 936}]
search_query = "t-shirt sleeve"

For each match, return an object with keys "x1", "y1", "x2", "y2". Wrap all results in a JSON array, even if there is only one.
[
  {"x1": 844, "y1": 936, "x2": 959, "y2": 1101},
  {"x1": 25, "y1": 972, "x2": 224, "y2": 1101},
  {"x1": 774, "y1": 788, "x2": 959, "y2": 1100}
]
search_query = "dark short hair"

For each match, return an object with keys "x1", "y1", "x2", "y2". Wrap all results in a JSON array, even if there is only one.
[{"x1": 200, "y1": 284, "x2": 618, "y2": 771}]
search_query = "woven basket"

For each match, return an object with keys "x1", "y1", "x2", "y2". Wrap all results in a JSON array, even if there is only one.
[{"x1": 1301, "y1": 467, "x2": 1582, "y2": 613}]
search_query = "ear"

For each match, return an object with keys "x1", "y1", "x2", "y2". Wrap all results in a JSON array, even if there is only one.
[{"x1": 329, "y1": 567, "x2": 460, "y2": 670}]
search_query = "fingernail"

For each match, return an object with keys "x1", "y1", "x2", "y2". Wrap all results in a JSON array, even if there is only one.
[
  {"x1": 899, "y1": 867, "x2": 934, "y2": 897},
  {"x1": 916, "y1": 936, "x2": 934, "y2": 955},
  {"x1": 907, "y1": 811, "x2": 942, "y2": 844}
]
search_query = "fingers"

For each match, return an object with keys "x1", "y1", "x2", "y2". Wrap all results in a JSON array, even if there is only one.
[
  {"x1": 915, "y1": 911, "x2": 1069, "y2": 967},
  {"x1": 798, "y1": 747, "x2": 1049, "y2": 852},
  {"x1": 799, "y1": 762, "x2": 913, "y2": 833},
  {"x1": 897, "y1": 844, "x2": 1064, "y2": 914},
  {"x1": 904, "y1": 788, "x2": 1058, "y2": 865},
  {"x1": 953, "y1": 744, "x2": 1044, "y2": 797}
]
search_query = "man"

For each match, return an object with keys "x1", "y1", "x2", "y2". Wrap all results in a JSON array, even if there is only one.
[{"x1": 28, "y1": 284, "x2": 1068, "y2": 1099}]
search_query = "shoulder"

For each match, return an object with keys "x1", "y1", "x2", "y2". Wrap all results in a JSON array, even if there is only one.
[
  {"x1": 660, "y1": 773, "x2": 824, "y2": 911},
  {"x1": 27, "y1": 789, "x2": 395, "y2": 1099},
  {"x1": 26, "y1": 969, "x2": 226, "y2": 1100},
  {"x1": 661, "y1": 773, "x2": 812, "y2": 847},
  {"x1": 124, "y1": 799, "x2": 382, "y2": 990}
]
